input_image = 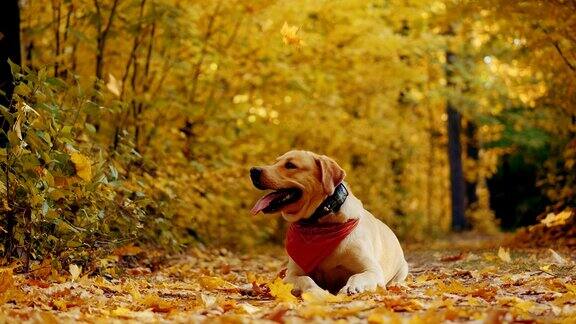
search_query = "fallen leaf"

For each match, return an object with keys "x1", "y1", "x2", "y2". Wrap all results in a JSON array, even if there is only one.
[
  {"x1": 69, "y1": 264, "x2": 81, "y2": 281},
  {"x1": 199, "y1": 275, "x2": 237, "y2": 291},
  {"x1": 302, "y1": 288, "x2": 345, "y2": 304},
  {"x1": 239, "y1": 303, "x2": 260, "y2": 315},
  {"x1": 111, "y1": 307, "x2": 132, "y2": 317},
  {"x1": 440, "y1": 251, "x2": 467, "y2": 262},
  {"x1": 268, "y1": 277, "x2": 297, "y2": 303}
]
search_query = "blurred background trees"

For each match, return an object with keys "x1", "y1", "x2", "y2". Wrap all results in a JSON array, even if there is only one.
[{"x1": 0, "y1": 0, "x2": 574, "y2": 264}]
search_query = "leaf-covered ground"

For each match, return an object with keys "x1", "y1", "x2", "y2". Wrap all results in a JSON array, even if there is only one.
[{"x1": 1, "y1": 237, "x2": 575, "y2": 323}]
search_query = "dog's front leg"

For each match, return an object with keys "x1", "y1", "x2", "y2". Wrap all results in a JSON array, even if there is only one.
[
  {"x1": 284, "y1": 257, "x2": 322, "y2": 294},
  {"x1": 339, "y1": 258, "x2": 385, "y2": 295}
]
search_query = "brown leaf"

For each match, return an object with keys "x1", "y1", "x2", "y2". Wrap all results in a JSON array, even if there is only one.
[{"x1": 440, "y1": 252, "x2": 467, "y2": 262}]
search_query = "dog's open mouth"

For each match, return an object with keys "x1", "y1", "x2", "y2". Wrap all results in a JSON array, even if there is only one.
[{"x1": 251, "y1": 188, "x2": 302, "y2": 215}]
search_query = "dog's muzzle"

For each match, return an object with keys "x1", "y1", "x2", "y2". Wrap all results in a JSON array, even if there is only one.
[{"x1": 250, "y1": 167, "x2": 266, "y2": 189}]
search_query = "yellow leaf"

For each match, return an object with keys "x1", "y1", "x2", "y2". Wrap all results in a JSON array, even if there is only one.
[
  {"x1": 540, "y1": 209, "x2": 572, "y2": 227},
  {"x1": 198, "y1": 276, "x2": 237, "y2": 291},
  {"x1": 111, "y1": 307, "x2": 132, "y2": 317},
  {"x1": 269, "y1": 277, "x2": 297, "y2": 303},
  {"x1": 52, "y1": 299, "x2": 68, "y2": 311},
  {"x1": 69, "y1": 264, "x2": 81, "y2": 281},
  {"x1": 125, "y1": 282, "x2": 141, "y2": 300},
  {"x1": 565, "y1": 283, "x2": 576, "y2": 294},
  {"x1": 106, "y1": 73, "x2": 122, "y2": 97},
  {"x1": 280, "y1": 22, "x2": 305, "y2": 47},
  {"x1": 540, "y1": 264, "x2": 552, "y2": 272},
  {"x1": 302, "y1": 288, "x2": 345, "y2": 304},
  {"x1": 70, "y1": 152, "x2": 92, "y2": 181},
  {"x1": 498, "y1": 247, "x2": 512, "y2": 263}
]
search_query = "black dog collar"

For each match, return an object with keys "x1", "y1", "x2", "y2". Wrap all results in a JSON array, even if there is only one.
[{"x1": 299, "y1": 183, "x2": 349, "y2": 225}]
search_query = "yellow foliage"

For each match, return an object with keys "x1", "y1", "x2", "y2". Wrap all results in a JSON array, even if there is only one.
[
  {"x1": 70, "y1": 153, "x2": 92, "y2": 181},
  {"x1": 268, "y1": 278, "x2": 297, "y2": 303}
]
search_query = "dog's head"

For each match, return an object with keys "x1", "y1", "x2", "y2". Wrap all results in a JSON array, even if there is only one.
[{"x1": 250, "y1": 150, "x2": 346, "y2": 222}]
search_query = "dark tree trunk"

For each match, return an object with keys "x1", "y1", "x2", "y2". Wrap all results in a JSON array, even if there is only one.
[
  {"x1": 0, "y1": 0, "x2": 22, "y2": 147},
  {"x1": 446, "y1": 50, "x2": 467, "y2": 231},
  {"x1": 0, "y1": 0, "x2": 21, "y2": 258},
  {"x1": 465, "y1": 121, "x2": 479, "y2": 209}
]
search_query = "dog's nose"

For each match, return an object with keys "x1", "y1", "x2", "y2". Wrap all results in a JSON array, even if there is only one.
[
  {"x1": 250, "y1": 167, "x2": 262, "y2": 180},
  {"x1": 250, "y1": 167, "x2": 263, "y2": 187}
]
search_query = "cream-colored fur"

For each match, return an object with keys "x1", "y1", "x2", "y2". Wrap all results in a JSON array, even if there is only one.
[
  {"x1": 250, "y1": 150, "x2": 408, "y2": 295},
  {"x1": 284, "y1": 184, "x2": 408, "y2": 294}
]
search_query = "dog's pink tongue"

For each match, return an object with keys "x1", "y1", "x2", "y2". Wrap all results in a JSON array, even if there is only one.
[{"x1": 251, "y1": 191, "x2": 281, "y2": 215}]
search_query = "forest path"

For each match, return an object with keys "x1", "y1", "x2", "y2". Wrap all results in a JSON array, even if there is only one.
[{"x1": 1, "y1": 239, "x2": 575, "y2": 323}]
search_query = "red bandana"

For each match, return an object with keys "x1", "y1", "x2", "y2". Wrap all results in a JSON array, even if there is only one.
[{"x1": 285, "y1": 218, "x2": 360, "y2": 274}]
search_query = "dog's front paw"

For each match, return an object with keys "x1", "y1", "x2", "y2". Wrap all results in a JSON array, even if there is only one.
[
  {"x1": 285, "y1": 275, "x2": 322, "y2": 296},
  {"x1": 339, "y1": 273, "x2": 378, "y2": 295}
]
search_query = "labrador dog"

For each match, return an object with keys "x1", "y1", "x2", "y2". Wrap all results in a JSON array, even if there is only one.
[{"x1": 250, "y1": 150, "x2": 408, "y2": 294}]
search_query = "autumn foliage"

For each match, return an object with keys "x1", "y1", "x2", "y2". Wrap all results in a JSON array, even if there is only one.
[{"x1": 0, "y1": 0, "x2": 575, "y2": 267}]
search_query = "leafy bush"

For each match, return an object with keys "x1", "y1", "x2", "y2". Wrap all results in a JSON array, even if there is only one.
[{"x1": 0, "y1": 64, "x2": 161, "y2": 266}]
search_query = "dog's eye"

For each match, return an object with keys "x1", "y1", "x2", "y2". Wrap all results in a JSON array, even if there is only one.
[{"x1": 284, "y1": 162, "x2": 298, "y2": 169}]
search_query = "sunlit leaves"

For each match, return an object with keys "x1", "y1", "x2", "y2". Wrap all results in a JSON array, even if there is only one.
[{"x1": 70, "y1": 152, "x2": 92, "y2": 182}]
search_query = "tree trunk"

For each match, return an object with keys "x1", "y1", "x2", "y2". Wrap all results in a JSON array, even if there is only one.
[
  {"x1": 0, "y1": 0, "x2": 21, "y2": 145},
  {"x1": 0, "y1": 0, "x2": 21, "y2": 258},
  {"x1": 446, "y1": 50, "x2": 467, "y2": 231},
  {"x1": 465, "y1": 121, "x2": 478, "y2": 209}
]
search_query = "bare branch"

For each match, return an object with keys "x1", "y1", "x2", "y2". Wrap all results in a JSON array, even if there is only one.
[{"x1": 553, "y1": 41, "x2": 576, "y2": 72}]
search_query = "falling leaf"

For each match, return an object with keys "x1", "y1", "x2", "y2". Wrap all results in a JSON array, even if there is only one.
[
  {"x1": 280, "y1": 22, "x2": 305, "y2": 47},
  {"x1": 106, "y1": 73, "x2": 122, "y2": 97},
  {"x1": 268, "y1": 277, "x2": 297, "y2": 303},
  {"x1": 498, "y1": 247, "x2": 512, "y2": 263},
  {"x1": 69, "y1": 264, "x2": 82, "y2": 281},
  {"x1": 70, "y1": 152, "x2": 92, "y2": 181}
]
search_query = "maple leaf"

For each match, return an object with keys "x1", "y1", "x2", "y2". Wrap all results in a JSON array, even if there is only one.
[
  {"x1": 498, "y1": 247, "x2": 512, "y2": 263},
  {"x1": 268, "y1": 277, "x2": 297, "y2": 303},
  {"x1": 70, "y1": 152, "x2": 92, "y2": 181}
]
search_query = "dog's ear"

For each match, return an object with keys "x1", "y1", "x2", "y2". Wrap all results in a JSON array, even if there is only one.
[{"x1": 315, "y1": 155, "x2": 346, "y2": 195}]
